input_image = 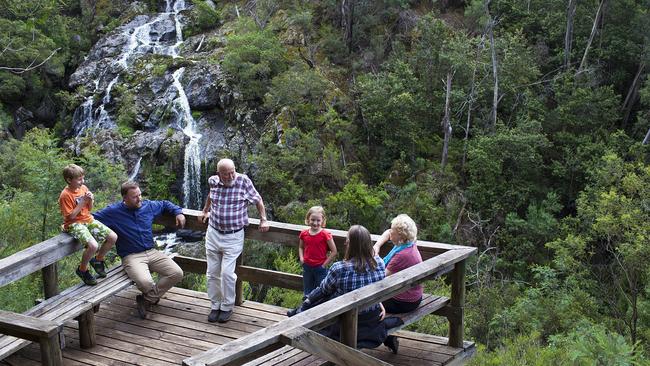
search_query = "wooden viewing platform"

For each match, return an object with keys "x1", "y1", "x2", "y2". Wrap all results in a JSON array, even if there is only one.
[
  {"x1": 1, "y1": 286, "x2": 475, "y2": 365},
  {"x1": 0, "y1": 209, "x2": 477, "y2": 365}
]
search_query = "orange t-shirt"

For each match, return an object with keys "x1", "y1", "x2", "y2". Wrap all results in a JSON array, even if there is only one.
[{"x1": 59, "y1": 185, "x2": 93, "y2": 229}]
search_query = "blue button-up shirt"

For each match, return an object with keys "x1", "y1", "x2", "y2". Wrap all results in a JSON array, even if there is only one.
[{"x1": 93, "y1": 200, "x2": 183, "y2": 258}]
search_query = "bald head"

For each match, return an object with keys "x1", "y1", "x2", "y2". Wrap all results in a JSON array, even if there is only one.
[{"x1": 217, "y1": 159, "x2": 237, "y2": 186}]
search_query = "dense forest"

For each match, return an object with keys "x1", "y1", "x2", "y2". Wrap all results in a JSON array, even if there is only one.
[{"x1": 0, "y1": 0, "x2": 649, "y2": 364}]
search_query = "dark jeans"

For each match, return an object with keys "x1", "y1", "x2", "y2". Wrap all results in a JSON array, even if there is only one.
[
  {"x1": 382, "y1": 297, "x2": 422, "y2": 314},
  {"x1": 302, "y1": 262, "x2": 327, "y2": 295}
]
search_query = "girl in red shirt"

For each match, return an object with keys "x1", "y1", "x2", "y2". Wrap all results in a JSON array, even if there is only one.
[{"x1": 299, "y1": 206, "x2": 338, "y2": 295}]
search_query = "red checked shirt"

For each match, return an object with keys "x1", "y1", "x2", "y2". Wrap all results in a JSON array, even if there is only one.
[{"x1": 207, "y1": 173, "x2": 262, "y2": 231}]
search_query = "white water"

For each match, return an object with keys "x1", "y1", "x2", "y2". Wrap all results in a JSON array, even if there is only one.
[
  {"x1": 172, "y1": 68, "x2": 203, "y2": 209},
  {"x1": 128, "y1": 156, "x2": 143, "y2": 181},
  {"x1": 73, "y1": 0, "x2": 203, "y2": 210}
]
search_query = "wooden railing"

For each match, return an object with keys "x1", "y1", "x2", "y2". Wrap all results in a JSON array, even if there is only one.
[
  {"x1": 0, "y1": 208, "x2": 475, "y2": 366},
  {"x1": 156, "y1": 209, "x2": 477, "y2": 366}
]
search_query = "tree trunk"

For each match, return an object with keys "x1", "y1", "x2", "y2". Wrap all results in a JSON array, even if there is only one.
[
  {"x1": 462, "y1": 36, "x2": 485, "y2": 171},
  {"x1": 341, "y1": 0, "x2": 355, "y2": 54},
  {"x1": 441, "y1": 72, "x2": 453, "y2": 171},
  {"x1": 621, "y1": 62, "x2": 645, "y2": 128},
  {"x1": 577, "y1": 0, "x2": 606, "y2": 74},
  {"x1": 564, "y1": 0, "x2": 577, "y2": 69},
  {"x1": 489, "y1": 18, "x2": 498, "y2": 130},
  {"x1": 643, "y1": 128, "x2": 650, "y2": 145}
]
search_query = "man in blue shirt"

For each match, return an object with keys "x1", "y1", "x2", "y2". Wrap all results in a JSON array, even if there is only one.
[{"x1": 94, "y1": 181, "x2": 186, "y2": 319}]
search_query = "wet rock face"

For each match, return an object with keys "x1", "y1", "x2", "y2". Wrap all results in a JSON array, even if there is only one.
[
  {"x1": 184, "y1": 64, "x2": 223, "y2": 110},
  {"x1": 66, "y1": 1, "x2": 268, "y2": 204}
]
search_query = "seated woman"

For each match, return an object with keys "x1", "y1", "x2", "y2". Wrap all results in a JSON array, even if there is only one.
[
  {"x1": 288, "y1": 225, "x2": 399, "y2": 353},
  {"x1": 373, "y1": 214, "x2": 423, "y2": 314}
]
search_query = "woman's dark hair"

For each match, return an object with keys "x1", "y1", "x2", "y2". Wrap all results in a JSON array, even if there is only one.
[{"x1": 344, "y1": 225, "x2": 376, "y2": 272}]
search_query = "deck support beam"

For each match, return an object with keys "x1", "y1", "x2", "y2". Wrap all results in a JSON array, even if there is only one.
[
  {"x1": 448, "y1": 259, "x2": 466, "y2": 348},
  {"x1": 42, "y1": 263, "x2": 59, "y2": 299},
  {"x1": 280, "y1": 326, "x2": 391, "y2": 366},
  {"x1": 339, "y1": 308, "x2": 358, "y2": 349},
  {"x1": 77, "y1": 309, "x2": 96, "y2": 349},
  {"x1": 235, "y1": 254, "x2": 244, "y2": 306}
]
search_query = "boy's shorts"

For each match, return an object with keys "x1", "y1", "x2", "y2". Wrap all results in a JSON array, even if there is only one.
[{"x1": 67, "y1": 221, "x2": 112, "y2": 246}]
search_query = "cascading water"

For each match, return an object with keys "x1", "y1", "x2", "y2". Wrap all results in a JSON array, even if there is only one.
[
  {"x1": 128, "y1": 157, "x2": 143, "y2": 181},
  {"x1": 76, "y1": 0, "x2": 188, "y2": 136},
  {"x1": 72, "y1": 0, "x2": 203, "y2": 210},
  {"x1": 171, "y1": 67, "x2": 203, "y2": 209}
]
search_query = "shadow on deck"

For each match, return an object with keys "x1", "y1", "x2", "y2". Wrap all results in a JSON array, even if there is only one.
[{"x1": 2, "y1": 286, "x2": 475, "y2": 366}]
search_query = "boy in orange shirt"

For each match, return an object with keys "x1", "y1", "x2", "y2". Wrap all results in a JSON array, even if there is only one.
[{"x1": 59, "y1": 164, "x2": 117, "y2": 285}]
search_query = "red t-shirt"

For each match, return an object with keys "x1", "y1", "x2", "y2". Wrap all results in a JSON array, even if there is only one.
[
  {"x1": 386, "y1": 244, "x2": 423, "y2": 302},
  {"x1": 299, "y1": 229, "x2": 333, "y2": 267}
]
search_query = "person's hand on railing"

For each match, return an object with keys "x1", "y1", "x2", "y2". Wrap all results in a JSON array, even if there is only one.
[
  {"x1": 199, "y1": 211, "x2": 209, "y2": 224},
  {"x1": 175, "y1": 214, "x2": 186, "y2": 228}
]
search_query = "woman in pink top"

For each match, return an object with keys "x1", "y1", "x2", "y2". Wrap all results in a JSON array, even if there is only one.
[{"x1": 372, "y1": 214, "x2": 423, "y2": 313}]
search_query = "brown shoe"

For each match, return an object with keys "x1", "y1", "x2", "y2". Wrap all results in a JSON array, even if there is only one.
[{"x1": 136, "y1": 295, "x2": 149, "y2": 319}]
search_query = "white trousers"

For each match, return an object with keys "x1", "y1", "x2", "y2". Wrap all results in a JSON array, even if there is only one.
[{"x1": 205, "y1": 225, "x2": 245, "y2": 311}]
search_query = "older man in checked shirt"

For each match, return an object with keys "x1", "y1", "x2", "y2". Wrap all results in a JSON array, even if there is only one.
[{"x1": 199, "y1": 158, "x2": 269, "y2": 323}]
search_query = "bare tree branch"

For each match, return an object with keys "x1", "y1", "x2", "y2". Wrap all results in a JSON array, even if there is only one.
[
  {"x1": 577, "y1": 0, "x2": 606, "y2": 74},
  {"x1": 0, "y1": 47, "x2": 61, "y2": 75}
]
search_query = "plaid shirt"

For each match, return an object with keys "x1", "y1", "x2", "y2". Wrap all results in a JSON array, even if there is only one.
[
  {"x1": 319, "y1": 256, "x2": 386, "y2": 312},
  {"x1": 207, "y1": 173, "x2": 261, "y2": 231}
]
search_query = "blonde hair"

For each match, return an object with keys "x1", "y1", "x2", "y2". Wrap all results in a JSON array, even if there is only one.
[
  {"x1": 63, "y1": 164, "x2": 84, "y2": 182},
  {"x1": 304, "y1": 206, "x2": 327, "y2": 227},
  {"x1": 391, "y1": 214, "x2": 417, "y2": 243}
]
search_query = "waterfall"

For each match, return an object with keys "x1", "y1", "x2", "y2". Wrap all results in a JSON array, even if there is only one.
[
  {"x1": 128, "y1": 157, "x2": 143, "y2": 181},
  {"x1": 72, "y1": 0, "x2": 202, "y2": 209},
  {"x1": 171, "y1": 68, "x2": 203, "y2": 209},
  {"x1": 95, "y1": 75, "x2": 119, "y2": 129}
]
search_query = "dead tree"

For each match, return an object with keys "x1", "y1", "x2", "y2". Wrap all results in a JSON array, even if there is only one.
[
  {"x1": 486, "y1": 0, "x2": 499, "y2": 130},
  {"x1": 577, "y1": 0, "x2": 607, "y2": 74},
  {"x1": 621, "y1": 62, "x2": 646, "y2": 127},
  {"x1": 441, "y1": 72, "x2": 454, "y2": 171},
  {"x1": 564, "y1": 0, "x2": 577, "y2": 69},
  {"x1": 462, "y1": 35, "x2": 486, "y2": 171}
]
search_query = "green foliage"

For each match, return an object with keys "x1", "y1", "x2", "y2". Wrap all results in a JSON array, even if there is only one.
[
  {"x1": 77, "y1": 143, "x2": 127, "y2": 206},
  {"x1": 262, "y1": 251, "x2": 303, "y2": 308},
  {"x1": 467, "y1": 120, "x2": 550, "y2": 219},
  {"x1": 550, "y1": 323, "x2": 643, "y2": 366},
  {"x1": 467, "y1": 332, "x2": 570, "y2": 366},
  {"x1": 325, "y1": 175, "x2": 388, "y2": 233},
  {"x1": 221, "y1": 19, "x2": 288, "y2": 101},
  {"x1": 184, "y1": 0, "x2": 220, "y2": 37},
  {"x1": 116, "y1": 89, "x2": 136, "y2": 138},
  {"x1": 141, "y1": 164, "x2": 177, "y2": 204}
]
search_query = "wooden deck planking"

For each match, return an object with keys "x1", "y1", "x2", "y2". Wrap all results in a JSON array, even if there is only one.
[{"x1": 2, "y1": 286, "x2": 474, "y2": 366}]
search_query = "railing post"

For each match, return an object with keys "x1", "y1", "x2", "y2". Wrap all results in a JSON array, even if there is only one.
[
  {"x1": 42, "y1": 263, "x2": 59, "y2": 299},
  {"x1": 39, "y1": 333, "x2": 63, "y2": 366},
  {"x1": 448, "y1": 259, "x2": 466, "y2": 348},
  {"x1": 235, "y1": 254, "x2": 243, "y2": 306},
  {"x1": 339, "y1": 308, "x2": 358, "y2": 349},
  {"x1": 77, "y1": 309, "x2": 96, "y2": 348}
]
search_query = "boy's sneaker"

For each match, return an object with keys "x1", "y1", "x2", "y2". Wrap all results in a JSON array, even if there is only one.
[
  {"x1": 90, "y1": 258, "x2": 107, "y2": 278},
  {"x1": 76, "y1": 267, "x2": 97, "y2": 286}
]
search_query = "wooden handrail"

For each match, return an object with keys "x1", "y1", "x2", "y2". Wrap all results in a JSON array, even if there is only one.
[
  {"x1": 0, "y1": 234, "x2": 80, "y2": 288},
  {"x1": 0, "y1": 208, "x2": 476, "y2": 366},
  {"x1": 183, "y1": 247, "x2": 476, "y2": 366},
  {"x1": 155, "y1": 208, "x2": 475, "y2": 259}
]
